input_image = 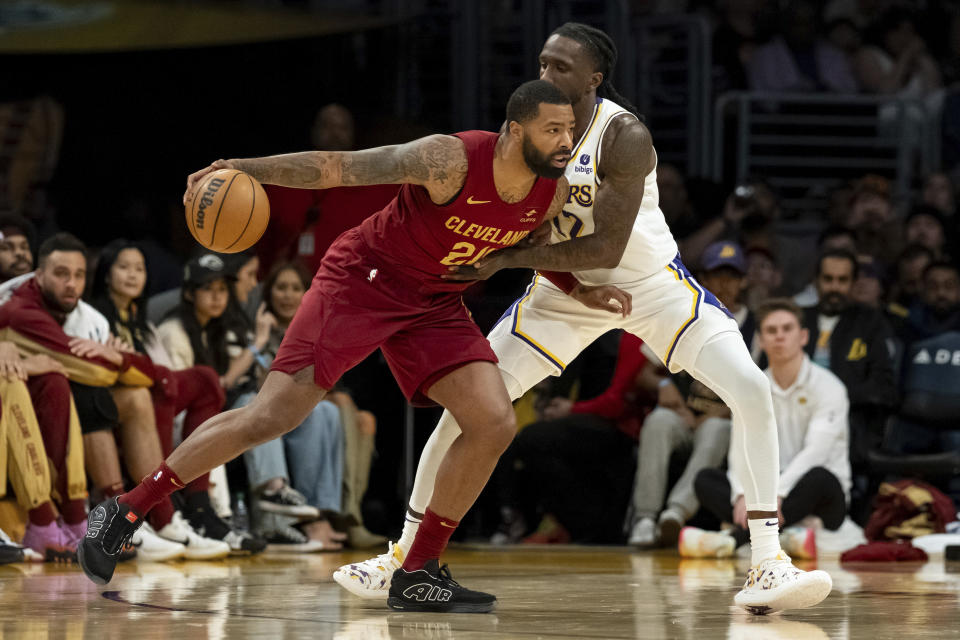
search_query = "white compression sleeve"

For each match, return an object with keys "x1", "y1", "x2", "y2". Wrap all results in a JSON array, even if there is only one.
[{"x1": 688, "y1": 331, "x2": 779, "y2": 512}]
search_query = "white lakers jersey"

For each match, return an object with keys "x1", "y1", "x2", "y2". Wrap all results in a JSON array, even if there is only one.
[{"x1": 550, "y1": 98, "x2": 678, "y2": 286}]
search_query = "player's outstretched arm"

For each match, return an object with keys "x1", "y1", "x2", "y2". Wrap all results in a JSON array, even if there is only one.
[
  {"x1": 183, "y1": 135, "x2": 468, "y2": 206},
  {"x1": 445, "y1": 117, "x2": 653, "y2": 280}
]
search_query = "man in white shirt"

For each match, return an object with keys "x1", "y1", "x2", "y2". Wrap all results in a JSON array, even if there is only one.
[{"x1": 681, "y1": 298, "x2": 851, "y2": 559}]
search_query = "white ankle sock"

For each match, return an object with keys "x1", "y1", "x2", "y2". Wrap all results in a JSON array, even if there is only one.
[
  {"x1": 748, "y1": 518, "x2": 782, "y2": 565},
  {"x1": 397, "y1": 512, "x2": 422, "y2": 555}
]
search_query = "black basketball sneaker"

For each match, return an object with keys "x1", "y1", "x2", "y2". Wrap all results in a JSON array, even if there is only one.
[
  {"x1": 387, "y1": 558, "x2": 497, "y2": 613},
  {"x1": 77, "y1": 498, "x2": 144, "y2": 585}
]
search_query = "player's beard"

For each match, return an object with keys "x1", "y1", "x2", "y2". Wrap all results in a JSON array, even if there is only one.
[{"x1": 522, "y1": 136, "x2": 568, "y2": 179}]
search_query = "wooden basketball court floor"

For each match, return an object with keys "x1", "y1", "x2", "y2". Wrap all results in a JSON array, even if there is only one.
[{"x1": 1, "y1": 546, "x2": 958, "y2": 639}]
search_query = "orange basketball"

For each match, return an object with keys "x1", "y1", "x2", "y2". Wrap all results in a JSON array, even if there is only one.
[{"x1": 185, "y1": 169, "x2": 270, "y2": 253}]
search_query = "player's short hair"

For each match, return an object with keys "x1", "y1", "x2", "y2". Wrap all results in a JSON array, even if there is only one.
[
  {"x1": 755, "y1": 297, "x2": 805, "y2": 330},
  {"x1": 505, "y1": 79, "x2": 570, "y2": 126},
  {"x1": 37, "y1": 232, "x2": 86, "y2": 267},
  {"x1": 815, "y1": 248, "x2": 859, "y2": 280}
]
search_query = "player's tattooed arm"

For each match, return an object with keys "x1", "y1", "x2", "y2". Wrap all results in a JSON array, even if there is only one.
[
  {"x1": 185, "y1": 135, "x2": 468, "y2": 206},
  {"x1": 445, "y1": 117, "x2": 653, "y2": 279}
]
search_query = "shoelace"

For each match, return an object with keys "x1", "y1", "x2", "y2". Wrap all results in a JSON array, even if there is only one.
[{"x1": 437, "y1": 564, "x2": 464, "y2": 589}]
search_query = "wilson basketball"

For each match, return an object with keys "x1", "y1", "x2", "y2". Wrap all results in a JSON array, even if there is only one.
[{"x1": 185, "y1": 168, "x2": 270, "y2": 253}]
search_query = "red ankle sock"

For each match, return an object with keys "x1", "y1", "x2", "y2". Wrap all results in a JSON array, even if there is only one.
[
  {"x1": 147, "y1": 498, "x2": 176, "y2": 530},
  {"x1": 402, "y1": 508, "x2": 459, "y2": 571},
  {"x1": 28, "y1": 502, "x2": 57, "y2": 527},
  {"x1": 119, "y1": 462, "x2": 184, "y2": 518},
  {"x1": 186, "y1": 472, "x2": 210, "y2": 495}
]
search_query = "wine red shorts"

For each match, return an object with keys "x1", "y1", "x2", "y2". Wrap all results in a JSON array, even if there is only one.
[{"x1": 271, "y1": 229, "x2": 497, "y2": 406}]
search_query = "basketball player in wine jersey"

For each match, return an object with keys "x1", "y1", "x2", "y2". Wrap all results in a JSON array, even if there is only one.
[
  {"x1": 336, "y1": 23, "x2": 832, "y2": 615},
  {"x1": 77, "y1": 80, "x2": 628, "y2": 612}
]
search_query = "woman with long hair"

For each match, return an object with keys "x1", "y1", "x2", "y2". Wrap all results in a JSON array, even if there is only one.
[
  {"x1": 241, "y1": 262, "x2": 351, "y2": 550},
  {"x1": 91, "y1": 241, "x2": 264, "y2": 555}
]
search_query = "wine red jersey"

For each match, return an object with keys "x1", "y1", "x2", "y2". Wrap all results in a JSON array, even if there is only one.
[{"x1": 357, "y1": 130, "x2": 557, "y2": 293}]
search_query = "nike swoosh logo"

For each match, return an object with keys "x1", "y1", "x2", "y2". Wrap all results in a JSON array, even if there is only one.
[
  {"x1": 439, "y1": 521, "x2": 457, "y2": 528},
  {"x1": 765, "y1": 520, "x2": 778, "y2": 527},
  {"x1": 466, "y1": 196, "x2": 491, "y2": 204}
]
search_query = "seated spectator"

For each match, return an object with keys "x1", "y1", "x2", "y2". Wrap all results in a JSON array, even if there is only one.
[
  {"x1": 156, "y1": 253, "x2": 263, "y2": 408},
  {"x1": 851, "y1": 256, "x2": 885, "y2": 308},
  {"x1": 148, "y1": 250, "x2": 260, "y2": 326},
  {"x1": 921, "y1": 171, "x2": 957, "y2": 219},
  {"x1": 0, "y1": 339, "x2": 86, "y2": 562},
  {"x1": 793, "y1": 225, "x2": 858, "y2": 307},
  {"x1": 89, "y1": 239, "x2": 264, "y2": 555},
  {"x1": 854, "y1": 7, "x2": 943, "y2": 98},
  {"x1": 0, "y1": 233, "x2": 231, "y2": 561},
  {"x1": 239, "y1": 263, "x2": 348, "y2": 549},
  {"x1": 841, "y1": 176, "x2": 901, "y2": 269},
  {"x1": 627, "y1": 242, "x2": 755, "y2": 548},
  {"x1": 747, "y1": 0, "x2": 857, "y2": 93},
  {"x1": 884, "y1": 329, "x2": 960, "y2": 503},
  {"x1": 257, "y1": 104, "x2": 399, "y2": 276},
  {"x1": 712, "y1": 0, "x2": 762, "y2": 93},
  {"x1": 743, "y1": 246, "x2": 783, "y2": 315},
  {"x1": 892, "y1": 260, "x2": 960, "y2": 350},
  {"x1": 490, "y1": 331, "x2": 660, "y2": 545},
  {"x1": 685, "y1": 299, "x2": 851, "y2": 559},
  {"x1": 904, "y1": 205, "x2": 948, "y2": 258},
  {"x1": 676, "y1": 180, "x2": 779, "y2": 274},
  {"x1": 887, "y1": 244, "x2": 934, "y2": 312},
  {"x1": 801, "y1": 248, "x2": 897, "y2": 519},
  {"x1": 0, "y1": 213, "x2": 36, "y2": 283},
  {"x1": 226, "y1": 251, "x2": 260, "y2": 322}
]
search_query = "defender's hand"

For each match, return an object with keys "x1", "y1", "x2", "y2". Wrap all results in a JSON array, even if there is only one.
[
  {"x1": 570, "y1": 284, "x2": 632, "y2": 318},
  {"x1": 184, "y1": 159, "x2": 237, "y2": 205}
]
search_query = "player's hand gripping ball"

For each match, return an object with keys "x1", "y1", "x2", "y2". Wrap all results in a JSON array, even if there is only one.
[{"x1": 185, "y1": 168, "x2": 270, "y2": 253}]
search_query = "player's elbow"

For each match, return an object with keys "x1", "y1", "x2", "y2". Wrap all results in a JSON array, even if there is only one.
[{"x1": 599, "y1": 244, "x2": 627, "y2": 269}]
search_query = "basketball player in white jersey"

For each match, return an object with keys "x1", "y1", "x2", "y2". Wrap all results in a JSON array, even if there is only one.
[{"x1": 335, "y1": 23, "x2": 832, "y2": 614}]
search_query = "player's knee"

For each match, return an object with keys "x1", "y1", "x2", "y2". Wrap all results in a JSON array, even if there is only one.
[
  {"x1": 487, "y1": 409, "x2": 517, "y2": 453},
  {"x1": 728, "y1": 362, "x2": 770, "y2": 402}
]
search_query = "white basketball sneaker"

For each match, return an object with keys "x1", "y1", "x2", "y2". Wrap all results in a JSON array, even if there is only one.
[
  {"x1": 678, "y1": 526, "x2": 736, "y2": 558},
  {"x1": 734, "y1": 551, "x2": 832, "y2": 615},
  {"x1": 131, "y1": 522, "x2": 186, "y2": 562},
  {"x1": 333, "y1": 541, "x2": 404, "y2": 599},
  {"x1": 156, "y1": 512, "x2": 230, "y2": 560}
]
